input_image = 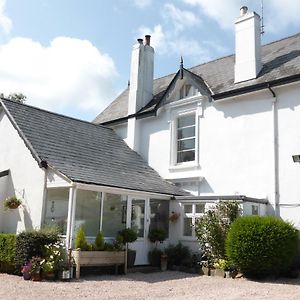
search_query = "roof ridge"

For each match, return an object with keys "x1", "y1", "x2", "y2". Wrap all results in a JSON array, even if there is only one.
[{"x1": 0, "y1": 97, "x2": 113, "y2": 131}]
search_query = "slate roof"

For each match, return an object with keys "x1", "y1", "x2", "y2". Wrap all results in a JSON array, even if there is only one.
[
  {"x1": 0, "y1": 99, "x2": 187, "y2": 196},
  {"x1": 94, "y1": 32, "x2": 300, "y2": 125}
]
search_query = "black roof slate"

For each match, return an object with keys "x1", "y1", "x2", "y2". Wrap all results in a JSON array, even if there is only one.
[
  {"x1": 1, "y1": 99, "x2": 187, "y2": 196},
  {"x1": 94, "y1": 32, "x2": 300, "y2": 124}
]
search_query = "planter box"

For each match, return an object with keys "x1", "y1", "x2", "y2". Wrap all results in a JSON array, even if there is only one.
[
  {"x1": 72, "y1": 250, "x2": 127, "y2": 279},
  {"x1": 214, "y1": 268, "x2": 226, "y2": 278}
]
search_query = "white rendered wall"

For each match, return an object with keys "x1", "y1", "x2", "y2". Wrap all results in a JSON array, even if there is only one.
[
  {"x1": 111, "y1": 82, "x2": 300, "y2": 229},
  {"x1": 0, "y1": 111, "x2": 45, "y2": 233}
]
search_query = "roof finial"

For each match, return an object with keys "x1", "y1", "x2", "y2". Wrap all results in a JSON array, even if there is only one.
[{"x1": 180, "y1": 56, "x2": 184, "y2": 80}]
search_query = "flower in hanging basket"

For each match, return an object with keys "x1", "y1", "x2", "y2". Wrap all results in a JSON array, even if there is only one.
[
  {"x1": 169, "y1": 211, "x2": 180, "y2": 223},
  {"x1": 3, "y1": 196, "x2": 22, "y2": 210}
]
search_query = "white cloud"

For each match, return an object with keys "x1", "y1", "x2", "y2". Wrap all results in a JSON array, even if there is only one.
[
  {"x1": 137, "y1": 24, "x2": 211, "y2": 63},
  {"x1": 183, "y1": 0, "x2": 240, "y2": 29},
  {"x1": 163, "y1": 3, "x2": 201, "y2": 32},
  {"x1": 138, "y1": 25, "x2": 166, "y2": 53},
  {"x1": 265, "y1": 0, "x2": 300, "y2": 33},
  {"x1": 0, "y1": 37, "x2": 118, "y2": 119},
  {"x1": 183, "y1": 0, "x2": 300, "y2": 33},
  {"x1": 0, "y1": 0, "x2": 12, "y2": 34},
  {"x1": 131, "y1": 0, "x2": 152, "y2": 9}
]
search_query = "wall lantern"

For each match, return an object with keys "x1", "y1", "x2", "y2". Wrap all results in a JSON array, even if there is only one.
[{"x1": 292, "y1": 155, "x2": 300, "y2": 163}]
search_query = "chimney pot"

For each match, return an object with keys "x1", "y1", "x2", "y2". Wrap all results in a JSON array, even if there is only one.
[
  {"x1": 145, "y1": 35, "x2": 151, "y2": 46},
  {"x1": 240, "y1": 6, "x2": 248, "y2": 16},
  {"x1": 137, "y1": 38, "x2": 143, "y2": 44}
]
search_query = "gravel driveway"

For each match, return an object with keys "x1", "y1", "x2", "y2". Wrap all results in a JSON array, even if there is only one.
[{"x1": 1, "y1": 271, "x2": 300, "y2": 300}]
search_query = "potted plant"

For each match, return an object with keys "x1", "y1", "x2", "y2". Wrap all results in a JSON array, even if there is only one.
[
  {"x1": 169, "y1": 211, "x2": 180, "y2": 223},
  {"x1": 148, "y1": 228, "x2": 168, "y2": 270},
  {"x1": 118, "y1": 228, "x2": 138, "y2": 268},
  {"x1": 213, "y1": 258, "x2": 227, "y2": 278},
  {"x1": 4, "y1": 196, "x2": 22, "y2": 210},
  {"x1": 30, "y1": 256, "x2": 42, "y2": 281},
  {"x1": 21, "y1": 262, "x2": 32, "y2": 280}
]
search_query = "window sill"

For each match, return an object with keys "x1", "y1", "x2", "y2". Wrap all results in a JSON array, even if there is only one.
[{"x1": 169, "y1": 162, "x2": 200, "y2": 172}]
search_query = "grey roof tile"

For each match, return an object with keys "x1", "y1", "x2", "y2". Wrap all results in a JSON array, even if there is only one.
[
  {"x1": 94, "y1": 32, "x2": 300, "y2": 124},
  {"x1": 1, "y1": 99, "x2": 187, "y2": 196}
]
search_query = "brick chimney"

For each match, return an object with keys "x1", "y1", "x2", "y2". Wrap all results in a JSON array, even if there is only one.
[{"x1": 234, "y1": 6, "x2": 262, "y2": 83}]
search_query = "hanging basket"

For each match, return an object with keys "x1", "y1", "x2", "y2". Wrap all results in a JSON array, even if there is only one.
[
  {"x1": 3, "y1": 196, "x2": 22, "y2": 210},
  {"x1": 169, "y1": 212, "x2": 180, "y2": 223}
]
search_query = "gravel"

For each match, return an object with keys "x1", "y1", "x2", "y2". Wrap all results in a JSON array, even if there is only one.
[{"x1": 1, "y1": 271, "x2": 300, "y2": 300}]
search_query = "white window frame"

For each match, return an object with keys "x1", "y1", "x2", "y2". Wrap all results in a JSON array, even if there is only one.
[
  {"x1": 181, "y1": 203, "x2": 205, "y2": 240},
  {"x1": 169, "y1": 106, "x2": 200, "y2": 170}
]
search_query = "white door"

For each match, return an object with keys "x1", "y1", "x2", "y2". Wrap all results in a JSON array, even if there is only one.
[{"x1": 128, "y1": 197, "x2": 151, "y2": 265}]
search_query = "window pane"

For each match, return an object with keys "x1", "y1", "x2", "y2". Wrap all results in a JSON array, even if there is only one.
[
  {"x1": 177, "y1": 114, "x2": 195, "y2": 128},
  {"x1": 102, "y1": 193, "x2": 126, "y2": 237},
  {"x1": 177, "y1": 138, "x2": 195, "y2": 151},
  {"x1": 178, "y1": 127, "x2": 195, "y2": 139},
  {"x1": 149, "y1": 200, "x2": 169, "y2": 237},
  {"x1": 177, "y1": 150, "x2": 195, "y2": 163},
  {"x1": 196, "y1": 204, "x2": 205, "y2": 214},
  {"x1": 74, "y1": 190, "x2": 101, "y2": 237},
  {"x1": 184, "y1": 204, "x2": 193, "y2": 213},
  {"x1": 252, "y1": 205, "x2": 259, "y2": 215},
  {"x1": 183, "y1": 218, "x2": 193, "y2": 236},
  {"x1": 44, "y1": 188, "x2": 69, "y2": 235},
  {"x1": 185, "y1": 84, "x2": 192, "y2": 97},
  {"x1": 131, "y1": 199, "x2": 145, "y2": 238}
]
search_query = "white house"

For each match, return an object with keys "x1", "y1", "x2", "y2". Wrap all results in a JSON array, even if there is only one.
[{"x1": 1, "y1": 6, "x2": 300, "y2": 265}]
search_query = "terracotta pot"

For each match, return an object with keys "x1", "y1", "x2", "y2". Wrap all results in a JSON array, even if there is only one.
[
  {"x1": 22, "y1": 272, "x2": 31, "y2": 280},
  {"x1": 43, "y1": 272, "x2": 55, "y2": 281},
  {"x1": 31, "y1": 272, "x2": 41, "y2": 281},
  {"x1": 7, "y1": 202, "x2": 20, "y2": 209}
]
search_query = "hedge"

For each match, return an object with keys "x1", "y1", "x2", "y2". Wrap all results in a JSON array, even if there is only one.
[
  {"x1": 0, "y1": 234, "x2": 16, "y2": 274},
  {"x1": 15, "y1": 228, "x2": 60, "y2": 272},
  {"x1": 226, "y1": 216, "x2": 299, "y2": 278}
]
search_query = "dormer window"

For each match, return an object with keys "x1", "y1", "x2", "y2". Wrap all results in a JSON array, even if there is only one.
[{"x1": 179, "y1": 84, "x2": 199, "y2": 99}]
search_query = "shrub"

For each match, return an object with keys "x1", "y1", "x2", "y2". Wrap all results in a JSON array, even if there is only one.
[
  {"x1": 118, "y1": 228, "x2": 138, "y2": 245},
  {"x1": 165, "y1": 243, "x2": 190, "y2": 268},
  {"x1": 195, "y1": 201, "x2": 241, "y2": 265},
  {"x1": 94, "y1": 231, "x2": 105, "y2": 251},
  {"x1": 15, "y1": 228, "x2": 59, "y2": 272},
  {"x1": 226, "y1": 216, "x2": 300, "y2": 278},
  {"x1": 0, "y1": 234, "x2": 16, "y2": 274},
  {"x1": 75, "y1": 226, "x2": 91, "y2": 251},
  {"x1": 148, "y1": 228, "x2": 167, "y2": 245}
]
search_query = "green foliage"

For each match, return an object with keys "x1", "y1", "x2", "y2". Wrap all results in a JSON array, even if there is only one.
[
  {"x1": 148, "y1": 228, "x2": 167, "y2": 245},
  {"x1": 226, "y1": 216, "x2": 300, "y2": 278},
  {"x1": 75, "y1": 226, "x2": 91, "y2": 251},
  {"x1": 118, "y1": 228, "x2": 138, "y2": 244},
  {"x1": 165, "y1": 243, "x2": 190, "y2": 267},
  {"x1": 41, "y1": 241, "x2": 66, "y2": 273},
  {"x1": 148, "y1": 248, "x2": 163, "y2": 267},
  {"x1": 3, "y1": 196, "x2": 22, "y2": 210},
  {"x1": 8, "y1": 93, "x2": 27, "y2": 103},
  {"x1": 0, "y1": 234, "x2": 16, "y2": 274},
  {"x1": 15, "y1": 228, "x2": 60, "y2": 273},
  {"x1": 94, "y1": 231, "x2": 105, "y2": 251},
  {"x1": 195, "y1": 201, "x2": 241, "y2": 265}
]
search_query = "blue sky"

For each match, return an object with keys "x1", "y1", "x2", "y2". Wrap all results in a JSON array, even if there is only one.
[{"x1": 0, "y1": 0, "x2": 300, "y2": 120}]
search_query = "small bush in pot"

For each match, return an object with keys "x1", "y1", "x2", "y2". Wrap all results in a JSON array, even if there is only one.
[
  {"x1": 94, "y1": 231, "x2": 105, "y2": 251},
  {"x1": 148, "y1": 228, "x2": 167, "y2": 245},
  {"x1": 75, "y1": 226, "x2": 92, "y2": 251},
  {"x1": 148, "y1": 228, "x2": 168, "y2": 269},
  {"x1": 165, "y1": 243, "x2": 190, "y2": 269},
  {"x1": 118, "y1": 228, "x2": 138, "y2": 268},
  {"x1": 226, "y1": 216, "x2": 299, "y2": 278}
]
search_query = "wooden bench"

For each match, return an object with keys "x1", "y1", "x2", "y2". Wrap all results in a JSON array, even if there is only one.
[{"x1": 71, "y1": 249, "x2": 127, "y2": 279}]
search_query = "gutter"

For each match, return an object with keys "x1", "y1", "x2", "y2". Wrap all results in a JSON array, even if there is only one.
[
  {"x1": 175, "y1": 195, "x2": 269, "y2": 205},
  {"x1": 268, "y1": 85, "x2": 280, "y2": 216},
  {"x1": 212, "y1": 74, "x2": 300, "y2": 101}
]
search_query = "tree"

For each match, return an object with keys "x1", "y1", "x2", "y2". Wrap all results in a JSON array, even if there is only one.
[{"x1": 0, "y1": 92, "x2": 27, "y2": 103}]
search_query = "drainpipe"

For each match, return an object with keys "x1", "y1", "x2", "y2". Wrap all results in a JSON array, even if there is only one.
[{"x1": 268, "y1": 85, "x2": 280, "y2": 216}]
